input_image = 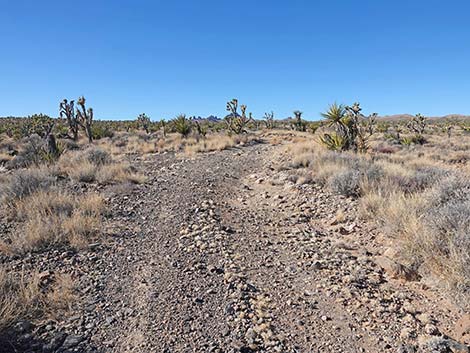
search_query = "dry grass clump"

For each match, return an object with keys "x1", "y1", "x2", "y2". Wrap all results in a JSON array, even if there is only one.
[
  {"x1": 96, "y1": 132, "x2": 157, "y2": 155},
  {"x1": 94, "y1": 131, "x2": 258, "y2": 156},
  {"x1": 2, "y1": 190, "x2": 104, "y2": 253},
  {"x1": 375, "y1": 177, "x2": 470, "y2": 302},
  {"x1": 0, "y1": 269, "x2": 75, "y2": 330},
  {"x1": 92, "y1": 131, "x2": 170, "y2": 155},
  {"x1": 184, "y1": 134, "x2": 255, "y2": 155},
  {"x1": 96, "y1": 162, "x2": 147, "y2": 184},
  {"x1": 57, "y1": 147, "x2": 145, "y2": 184}
]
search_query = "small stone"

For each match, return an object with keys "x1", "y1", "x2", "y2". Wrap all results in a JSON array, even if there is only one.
[
  {"x1": 61, "y1": 335, "x2": 84, "y2": 349},
  {"x1": 105, "y1": 316, "x2": 115, "y2": 325}
]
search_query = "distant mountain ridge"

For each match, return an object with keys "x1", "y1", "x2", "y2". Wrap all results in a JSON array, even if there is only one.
[{"x1": 378, "y1": 114, "x2": 470, "y2": 121}]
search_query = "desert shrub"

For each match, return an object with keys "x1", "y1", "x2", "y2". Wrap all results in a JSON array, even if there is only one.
[
  {"x1": 426, "y1": 175, "x2": 470, "y2": 206},
  {"x1": 7, "y1": 134, "x2": 63, "y2": 169},
  {"x1": 67, "y1": 161, "x2": 97, "y2": 183},
  {"x1": 386, "y1": 166, "x2": 449, "y2": 194},
  {"x1": 372, "y1": 144, "x2": 398, "y2": 154},
  {"x1": 7, "y1": 134, "x2": 45, "y2": 168},
  {"x1": 417, "y1": 185, "x2": 470, "y2": 297},
  {"x1": 91, "y1": 124, "x2": 114, "y2": 140},
  {"x1": 328, "y1": 169, "x2": 362, "y2": 197},
  {"x1": 328, "y1": 162, "x2": 383, "y2": 197},
  {"x1": 366, "y1": 174, "x2": 470, "y2": 303},
  {"x1": 401, "y1": 134, "x2": 426, "y2": 146},
  {"x1": 85, "y1": 148, "x2": 111, "y2": 166},
  {"x1": 409, "y1": 166, "x2": 449, "y2": 191},
  {"x1": 183, "y1": 133, "x2": 257, "y2": 155},
  {"x1": 316, "y1": 150, "x2": 361, "y2": 169},
  {"x1": 56, "y1": 148, "x2": 113, "y2": 183},
  {"x1": 0, "y1": 168, "x2": 54, "y2": 202},
  {"x1": 290, "y1": 154, "x2": 315, "y2": 169},
  {"x1": 60, "y1": 138, "x2": 81, "y2": 151}
]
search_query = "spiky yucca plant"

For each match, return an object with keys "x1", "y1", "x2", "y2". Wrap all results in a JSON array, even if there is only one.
[
  {"x1": 318, "y1": 133, "x2": 348, "y2": 151},
  {"x1": 319, "y1": 102, "x2": 376, "y2": 153},
  {"x1": 173, "y1": 114, "x2": 191, "y2": 137}
]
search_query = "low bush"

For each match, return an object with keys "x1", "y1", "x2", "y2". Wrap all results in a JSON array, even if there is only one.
[
  {"x1": 328, "y1": 169, "x2": 361, "y2": 197},
  {"x1": 0, "y1": 168, "x2": 54, "y2": 203}
]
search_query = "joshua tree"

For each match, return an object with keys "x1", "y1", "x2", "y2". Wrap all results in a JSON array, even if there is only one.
[
  {"x1": 394, "y1": 124, "x2": 403, "y2": 141},
  {"x1": 59, "y1": 99, "x2": 79, "y2": 141},
  {"x1": 443, "y1": 119, "x2": 455, "y2": 138},
  {"x1": 193, "y1": 119, "x2": 208, "y2": 139},
  {"x1": 291, "y1": 110, "x2": 306, "y2": 131},
  {"x1": 407, "y1": 113, "x2": 427, "y2": 135},
  {"x1": 137, "y1": 113, "x2": 151, "y2": 134},
  {"x1": 76, "y1": 96, "x2": 94, "y2": 143},
  {"x1": 27, "y1": 114, "x2": 55, "y2": 138},
  {"x1": 160, "y1": 119, "x2": 167, "y2": 137},
  {"x1": 225, "y1": 99, "x2": 254, "y2": 134},
  {"x1": 264, "y1": 111, "x2": 275, "y2": 129},
  {"x1": 364, "y1": 112, "x2": 378, "y2": 136},
  {"x1": 59, "y1": 96, "x2": 94, "y2": 143}
]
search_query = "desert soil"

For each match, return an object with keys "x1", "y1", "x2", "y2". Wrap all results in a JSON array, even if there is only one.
[{"x1": 3, "y1": 138, "x2": 469, "y2": 353}]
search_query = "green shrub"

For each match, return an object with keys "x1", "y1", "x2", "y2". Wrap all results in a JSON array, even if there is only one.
[{"x1": 91, "y1": 124, "x2": 114, "y2": 140}]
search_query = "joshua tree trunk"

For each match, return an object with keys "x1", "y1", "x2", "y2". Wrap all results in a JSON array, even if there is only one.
[{"x1": 46, "y1": 133, "x2": 59, "y2": 157}]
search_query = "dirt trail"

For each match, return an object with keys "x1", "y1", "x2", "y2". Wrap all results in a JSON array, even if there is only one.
[
  {"x1": 89, "y1": 140, "x2": 466, "y2": 353},
  {"x1": 7, "y1": 140, "x2": 467, "y2": 353}
]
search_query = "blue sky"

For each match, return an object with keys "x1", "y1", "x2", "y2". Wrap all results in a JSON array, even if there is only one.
[{"x1": 1, "y1": 0, "x2": 469, "y2": 120}]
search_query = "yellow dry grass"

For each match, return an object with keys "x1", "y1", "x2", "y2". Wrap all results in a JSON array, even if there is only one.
[
  {"x1": 2, "y1": 190, "x2": 105, "y2": 253},
  {"x1": 287, "y1": 132, "x2": 470, "y2": 302},
  {"x1": 0, "y1": 269, "x2": 75, "y2": 330}
]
